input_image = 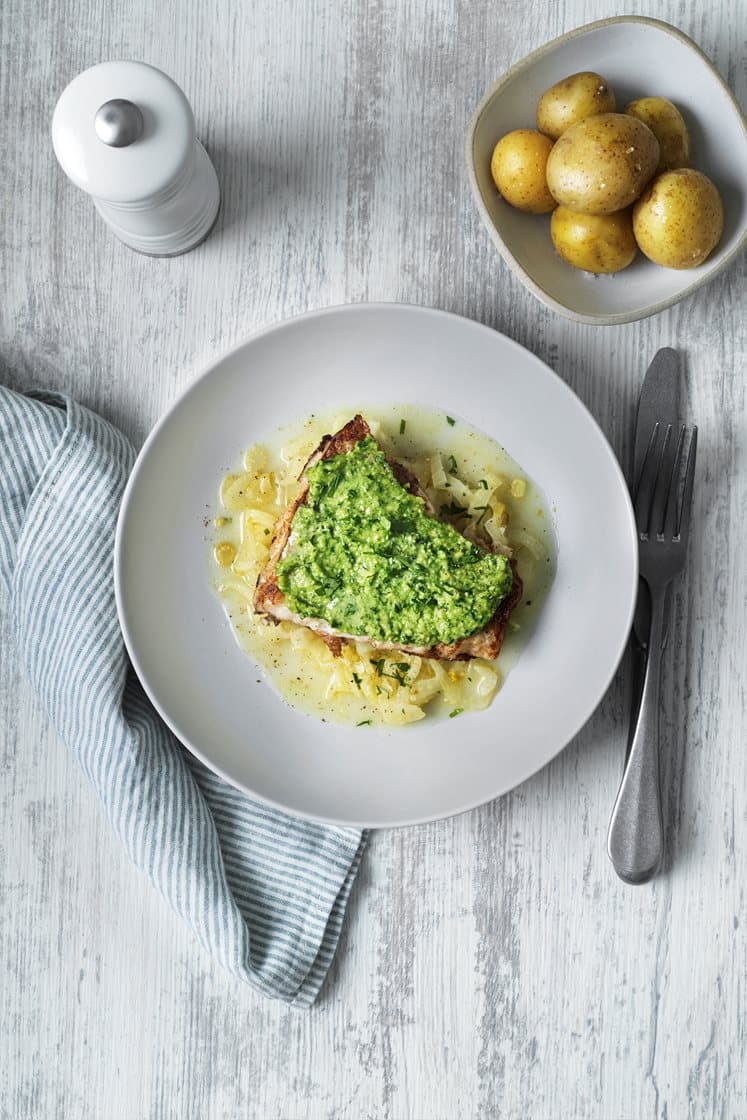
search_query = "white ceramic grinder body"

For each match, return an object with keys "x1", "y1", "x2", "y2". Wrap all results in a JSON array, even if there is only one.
[{"x1": 52, "y1": 61, "x2": 220, "y2": 256}]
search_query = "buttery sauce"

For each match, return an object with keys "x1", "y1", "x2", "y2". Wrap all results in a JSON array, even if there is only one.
[{"x1": 210, "y1": 404, "x2": 556, "y2": 726}]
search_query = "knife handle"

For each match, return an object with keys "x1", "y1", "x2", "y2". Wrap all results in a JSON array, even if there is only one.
[{"x1": 607, "y1": 592, "x2": 667, "y2": 884}]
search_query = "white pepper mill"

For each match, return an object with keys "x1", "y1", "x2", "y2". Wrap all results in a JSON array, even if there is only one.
[{"x1": 52, "y1": 61, "x2": 220, "y2": 256}]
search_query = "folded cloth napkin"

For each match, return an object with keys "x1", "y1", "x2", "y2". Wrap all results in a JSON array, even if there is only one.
[{"x1": 0, "y1": 385, "x2": 366, "y2": 1006}]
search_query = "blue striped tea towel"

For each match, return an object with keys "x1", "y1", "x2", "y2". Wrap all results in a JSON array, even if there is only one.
[{"x1": 0, "y1": 385, "x2": 366, "y2": 1006}]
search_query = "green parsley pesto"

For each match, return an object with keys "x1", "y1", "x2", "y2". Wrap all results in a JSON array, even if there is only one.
[{"x1": 275, "y1": 437, "x2": 513, "y2": 646}]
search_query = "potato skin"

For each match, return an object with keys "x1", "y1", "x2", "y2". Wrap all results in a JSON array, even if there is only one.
[
  {"x1": 624, "y1": 97, "x2": 690, "y2": 172},
  {"x1": 550, "y1": 206, "x2": 637, "y2": 273},
  {"x1": 546, "y1": 113, "x2": 660, "y2": 214},
  {"x1": 536, "y1": 71, "x2": 616, "y2": 140},
  {"x1": 490, "y1": 129, "x2": 556, "y2": 213},
  {"x1": 632, "y1": 169, "x2": 724, "y2": 268}
]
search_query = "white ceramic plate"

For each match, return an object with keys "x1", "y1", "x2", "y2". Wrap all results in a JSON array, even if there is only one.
[
  {"x1": 115, "y1": 304, "x2": 637, "y2": 826},
  {"x1": 466, "y1": 17, "x2": 747, "y2": 325}
]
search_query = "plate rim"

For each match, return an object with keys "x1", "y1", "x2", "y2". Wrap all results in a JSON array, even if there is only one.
[
  {"x1": 464, "y1": 15, "x2": 747, "y2": 326},
  {"x1": 114, "y1": 302, "x2": 638, "y2": 827}
]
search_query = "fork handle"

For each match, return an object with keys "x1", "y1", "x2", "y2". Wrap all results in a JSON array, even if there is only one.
[{"x1": 607, "y1": 590, "x2": 668, "y2": 884}]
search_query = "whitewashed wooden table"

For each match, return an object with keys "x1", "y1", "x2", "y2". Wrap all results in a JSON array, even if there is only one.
[{"x1": 1, "y1": 1, "x2": 745, "y2": 1117}]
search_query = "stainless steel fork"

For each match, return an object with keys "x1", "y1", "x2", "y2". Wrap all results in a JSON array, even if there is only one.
[{"x1": 607, "y1": 420, "x2": 698, "y2": 883}]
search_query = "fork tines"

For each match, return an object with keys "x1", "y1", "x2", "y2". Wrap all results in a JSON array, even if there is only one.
[{"x1": 635, "y1": 422, "x2": 698, "y2": 542}]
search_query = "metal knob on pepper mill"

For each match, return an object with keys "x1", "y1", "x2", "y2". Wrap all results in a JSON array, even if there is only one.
[
  {"x1": 52, "y1": 61, "x2": 220, "y2": 256},
  {"x1": 94, "y1": 99, "x2": 145, "y2": 147}
]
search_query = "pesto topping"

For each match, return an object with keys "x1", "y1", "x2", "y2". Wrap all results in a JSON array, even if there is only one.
[{"x1": 275, "y1": 437, "x2": 513, "y2": 646}]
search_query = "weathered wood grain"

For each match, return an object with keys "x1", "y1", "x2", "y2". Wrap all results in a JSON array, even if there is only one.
[{"x1": 1, "y1": 0, "x2": 745, "y2": 1117}]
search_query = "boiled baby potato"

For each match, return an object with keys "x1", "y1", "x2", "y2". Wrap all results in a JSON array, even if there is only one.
[
  {"x1": 632, "y1": 168, "x2": 723, "y2": 268},
  {"x1": 546, "y1": 113, "x2": 660, "y2": 214},
  {"x1": 624, "y1": 97, "x2": 690, "y2": 172},
  {"x1": 490, "y1": 129, "x2": 556, "y2": 213},
  {"x1": 536, "y1": 71, "x2": 616, "y2": 140},
  {"x1": 550, "y1": 206, "x2": 637, "y2": 273}
]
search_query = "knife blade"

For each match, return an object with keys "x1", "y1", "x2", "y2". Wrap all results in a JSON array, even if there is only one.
[
  {"x1": 631, "y1": 348, "x2": 681, "y2": 651},
  {"x1": 632, "y1": 347, "x2": 681, "y2": 486},
  {"x1": 624, "y1": 349, "x2": 682, "y2": 757}
]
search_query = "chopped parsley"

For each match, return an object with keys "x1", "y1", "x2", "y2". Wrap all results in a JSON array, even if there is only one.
[
  {"x1": 449, "y1": 708, "x2": 464, "y2": 718},
  {"x1": 386, "y1": 662, "x2": 411, "y2": 686},
  {"x1": 447, "y1": 454, "x2": 458, "y2": 473},
  {"x1": 440, "y1": 501, "x2": 470, "y2": 519},
  {"x1": 446, "y1": 415, "x2": 456, "y2": 426},
  {"x1": 400, "y1": 418, "x2": 406, "y2": 434},
  {"x1": 356, "y1": 719, "x2": 372, "y2": 727},
  {"x1": 370, "y1": 658, "x2": 410, "y2": 686},
  {"x1": 352, "y1": 672, "x2": 362, "y2": 689}
]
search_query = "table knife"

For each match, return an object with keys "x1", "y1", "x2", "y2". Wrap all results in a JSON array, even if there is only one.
[{"x1": 610, "y1": 347, "x2": 684, "y2": 882}]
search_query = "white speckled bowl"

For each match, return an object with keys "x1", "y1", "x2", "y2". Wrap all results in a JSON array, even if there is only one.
[
  {"x1": 466, "y1": 17, "x2": 747, "y2": 325},
  {"x1": 115, "y1": 304, "x2": 637, "y2": 827}
]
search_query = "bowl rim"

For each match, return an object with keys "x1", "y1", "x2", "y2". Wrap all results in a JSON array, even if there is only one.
[{"x1": 465, "y1": 15, "x2": 747, "y2": 326}]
